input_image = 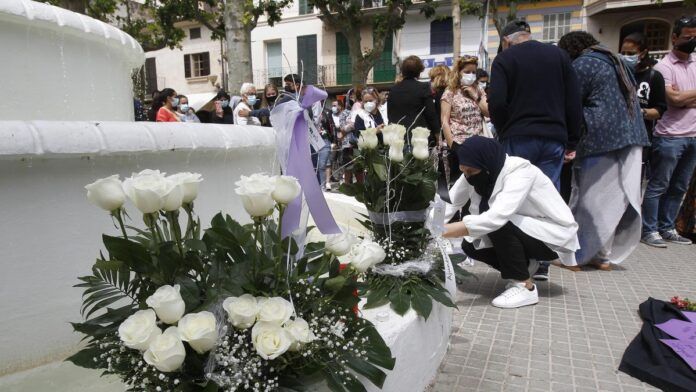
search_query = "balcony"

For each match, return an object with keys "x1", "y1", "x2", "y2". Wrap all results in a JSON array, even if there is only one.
[
  {"x1": 585, "y1": 0, "x2": 683, "y2": 16},
  {"x1": 252, "y1": 63, "x2": 397, "y2": 91}
]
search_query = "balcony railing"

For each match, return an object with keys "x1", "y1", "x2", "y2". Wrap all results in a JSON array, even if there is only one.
[{"x1": 253, "y1": 63, "x2": 398, "y2": 89}]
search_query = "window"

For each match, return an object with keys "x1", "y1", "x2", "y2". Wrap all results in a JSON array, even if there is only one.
[
  {"x1": 543, "y1": 13, "x2": 571, "y2": 43},
  {"x1": 184, "y1": 52, "x2": 210, "y2": 78},
  {"x1": 266, "y1": 41, "x2": 282, "y2": 81},
  {"x1": 619, "y1": 19, "x2": 670, "y2": 52},
  {"x1": 297, "y1": 35, "x2": 317, "y2": 84},
  {"x1": 430, "y1": 18, "x2": 453, "y2": 55},
  {"x1": 298, "y1": 0, "x2": 311, "y2": 15},
  {"x1": 189, "y1": 27, "x2": 201, "y2": 40},
  {"x1": 145, "y1": 57, "x2": 158, "y2": 95}
]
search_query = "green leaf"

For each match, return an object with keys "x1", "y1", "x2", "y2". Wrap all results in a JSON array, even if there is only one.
[
  {"x1": 424, "y1": 284, "x2": 456, "y2": 308},
  {"x1": 102, "y1": 235, "x2": 153, "y2": 274},
  {"x1": 324, "y1": 275, "x2": 347, "y2": 292},
  {"x1": 389, "y1": 288, "x2": 411, "y2": 315},
  {"x1": 410, "y1": 289, "x2": 433, "y2": 319},
  {"x1": 176, "y1": 276, "x2": 201, "y2": 312},
  {"x1": 371, "y1": 162, "x2": 388, "y2": 181},
  {"x1": 345, "y1": 355, "x2": 388, "y2": 388},
  {"x1": 66, "y1": 346, "x2": 102, "y2": 369}
]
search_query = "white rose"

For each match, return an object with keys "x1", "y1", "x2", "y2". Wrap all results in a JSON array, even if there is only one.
[
  {"x1": 167, "y1": 172, "x2": 203, "y2": 204},
  {"x1": 257, "y1": 297, "x2": 294, "y2": 326},
  {"x1": 382, "y1": 124, "x2": 406, "y2": 146},
  {"x1": 285, "y1": 318, "x2": 315, "y2": 351},
  {"x1": 411, "y1": 127, "x2": 430, "y2": 142},
  {"x1": 122, "y1": 169, "x2": 183, "y2": 213},
  {"x1": 143, "y1": 327, "x2": 186, "y2": 372},
  {"x1": 177, "y1": 311, "x2": 218, "y2": 354},
  {"x1": 412, "y1": 144, "x2": 430, "y2": 160},
  {"x1": 272, "y1": 175, "x2": 302, "y2": 205},
  {"x1": 118, "y1": 309, "x2": 162, "y2": 351},
  {"x1": 222, "y1": 294, "x2": 258, "y2": 329},
  {"x1": 325, "y1": 232, "x2": 358, "y2": 256},
  {"x1": 145, "y1": 285, "x2": 186, "y2": 324},
  {"x1": 358, "y1": 128, "x2": 379, "y2": 150},
  {"x1": 85, "y1": 175, "x2": 126, "y2": 211},
  {"x1": 348, "y1": 240, "x2": 387, "y2": 273},
  {"x1": 251, "y1": 322, "x2": 292, "y2": 360},
  {"x1": 389, "y1": 139, "x2": 405, "y2": 163},
  {"x1": 235, "y1": 174, "x2": 277, "y2": 217}
]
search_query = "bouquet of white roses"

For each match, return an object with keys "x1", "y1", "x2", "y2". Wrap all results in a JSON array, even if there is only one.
[{"x1": 70, "y1": 171, "x2": 394, "y2": 392}]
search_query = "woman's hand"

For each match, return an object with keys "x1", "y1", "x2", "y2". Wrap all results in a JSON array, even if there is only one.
[
  {"x1": 444, "y1": 222, "x2": 469, "y2": 238},
  {"x1": 214, "y1": 101, "x2": 223, "y2": 117},
  {"x1": 463, "y1": 86, "x2": 480, "y2": 102}
]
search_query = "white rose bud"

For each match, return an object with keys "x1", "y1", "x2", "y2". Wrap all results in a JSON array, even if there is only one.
[
  {"x1": 382, "y1": 124, "x2": 406, "y2": 146},
  {"x1": 411, "y1": 127, "x2": 430, "y2": 142},
  {"x1": 389, "y1": 139, "x2": 405, "y2": 163},
  {"x1": 358, "y1": 128, "x2": 379, "y2": 150},
  {"x1": 272, "y1": 175, "x2": 302, "y2": 205},
  {"x1": 325, "y1": 232, "x2": 358, "y2": 256},
  {"x1": 251, "y1": 322, "x2": 292, "y2": 360},
  {"x1": 118, "y1": 309, "x2": 162, "y2": 351},
  {"x1": 285, "y1": 318, "x2": 315, "y2": 351},
  {"x1": 222, "y1": 294, "x2": 258, "y2": 329},
  {"x1": 412, "y1": 144, "x2": 430, "y2": 160},
  {"x1": 257, "y1": 297, "x2": 294, "y2": 326},
  {"x1": 167, "y1": 172, "x2": 203, "y2": 204},
  {"x1": 145, "y1": 285, "x2": 186, "y2": 324},
  {"x1": 348, "y1": 240, "x2": 387, "y2": 273},
  {"x1": 122, "y1": 169, "x2": 183, "y2": 213},
  {"x1": 143, "y1": 327, "x2": 186, "y2": 372},
  {"x1": 234, "y1": 174, "x2": 277, "y2": 217},
  {"x1": 177, "y1": 311, "x2": 218, "y2": 354},
  {"x1": 85, "y1": 175, "x2": 126, "y2": 211}
]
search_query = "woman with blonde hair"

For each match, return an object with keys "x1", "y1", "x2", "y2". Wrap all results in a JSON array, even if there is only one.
[
  {"x1": 429, "y1": 64, "x2": 450, "y2": 119},
  {"x1": 441, "y1": 55, "x2": 489, "y2": 183}
]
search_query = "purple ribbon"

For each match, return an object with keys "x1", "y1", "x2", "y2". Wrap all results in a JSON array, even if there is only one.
[{"x1": 282, "y1": 86, "x2": 341, "y2": 238}]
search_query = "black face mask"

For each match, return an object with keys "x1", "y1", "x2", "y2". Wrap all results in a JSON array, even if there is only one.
[
  {"x1": 284, "y1": 86, "x2": 295, "y2": 93},
  {"x1": 465, "y1": 171, "x2": 492, "y2": 194},
  {"x1": 676, "y1": 37, "x2": 696, "y2": 54},
  {"x1": 267, "y1": 95, "x2": 277, "y2": 103}
]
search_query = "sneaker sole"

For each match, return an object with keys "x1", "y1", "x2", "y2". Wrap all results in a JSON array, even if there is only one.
[
  {"x1": 533, "y1": 275, "x2": 549, "y2": 281},
  {"x1": 492, "y1": 298, "x2": 539, "y2": 309},
  {"x1": 663, "y1": 240, "x2": 692, "y2": 245},
  {"x1": 640, "y1": 240, "x2": 668, "y2": 248}
]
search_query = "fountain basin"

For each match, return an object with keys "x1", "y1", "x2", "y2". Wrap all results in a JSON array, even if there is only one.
[{"x1": 0, "y1": 0, "x2": 144, "y2": 121}]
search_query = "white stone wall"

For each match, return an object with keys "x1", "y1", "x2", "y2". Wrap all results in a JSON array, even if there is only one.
[{"x1": 0, "y1": 122, "x2": 276, "y2": 376}]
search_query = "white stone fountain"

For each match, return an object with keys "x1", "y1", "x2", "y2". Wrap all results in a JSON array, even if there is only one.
[{"x1": 0, "y1": 1, "x2": 453, "y2": 390}]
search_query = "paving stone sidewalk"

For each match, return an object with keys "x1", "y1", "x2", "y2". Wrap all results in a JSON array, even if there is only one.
[{"x1": 431, "y1": 243, "x2": 696, "y2": 392}]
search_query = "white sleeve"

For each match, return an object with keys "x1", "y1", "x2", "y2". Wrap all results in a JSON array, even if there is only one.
[
  {"x1": 462, "y1": 171, "x2": 534, "y2": 237},
  {"x1": 444, "y1": 175, "x2": 472, "y2": 222},
  {"x1": 234, "y1": 105, "x2": 248, "y2": 125}
]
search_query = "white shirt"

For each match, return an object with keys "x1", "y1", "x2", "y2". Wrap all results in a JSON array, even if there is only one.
[
  {"x1": 233, "y1": 102, "x2": 261, "y2": 126},
  {"x1": 446, "y1": 156, "x2": 580, "y2": 265}
]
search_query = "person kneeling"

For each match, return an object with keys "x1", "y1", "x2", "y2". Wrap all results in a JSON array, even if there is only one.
[{"x1": 443, "y1": 136, "x2": 580, "y2": 309}]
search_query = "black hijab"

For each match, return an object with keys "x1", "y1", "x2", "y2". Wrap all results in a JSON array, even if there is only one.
[{"x1": 455, "y1": 136, "x2": 507, "y2": 212}]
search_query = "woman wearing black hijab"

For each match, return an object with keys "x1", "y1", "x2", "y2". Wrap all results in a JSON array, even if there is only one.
[{"x1": 443, "y1": 136, "x2": 579, "y2": 308}]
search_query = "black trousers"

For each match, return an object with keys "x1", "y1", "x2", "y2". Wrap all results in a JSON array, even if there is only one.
[{"x1": 461, "y1": 222, "x2": 559, "y2": 281}]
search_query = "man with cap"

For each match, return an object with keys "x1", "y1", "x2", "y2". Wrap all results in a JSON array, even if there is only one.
[{"x1": 487, "y1": 20, "x2": 583, "y2": 281}]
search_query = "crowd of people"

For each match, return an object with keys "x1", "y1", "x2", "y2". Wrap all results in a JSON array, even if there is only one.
[{"x1": 140, "y1": 16, "x2": 695, "y2": 309}]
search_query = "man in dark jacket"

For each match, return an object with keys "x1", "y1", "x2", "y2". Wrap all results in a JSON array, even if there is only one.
[
  {"x1": 488, "y1": 20, "x2": 583, "y2": 281},
  {"x1": 387, "y1": 56, "x2": 441, "y2": 142},
  {"x1": 489, "y1": 20, "x2": 582, "y2": 187}
]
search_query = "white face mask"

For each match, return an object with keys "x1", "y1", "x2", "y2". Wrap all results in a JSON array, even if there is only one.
[
  {"x1": 478, "y1": 82, "x2": 487, "y2": 90},
  {"x1": 461, "y1": 73, "x2": 477, "y2": 87},
  {"x1": 364, "y1": 101, "x2": 377, "y2": 112}
]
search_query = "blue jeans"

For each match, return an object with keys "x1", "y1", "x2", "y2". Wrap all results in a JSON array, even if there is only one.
[
  {"x1": 641, "y1": 136, "x2": 696, "y2": 235},
  {"x1": 501, "y1": 135, "x2": 565, "y2": 190},
  {"x1": 316, "y1": 144, "x2": 331, "y2": 186}
]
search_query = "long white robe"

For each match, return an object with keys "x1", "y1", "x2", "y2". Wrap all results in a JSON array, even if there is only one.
[{"x1": 445, "y1": 156, "x2": 580, "y2": 266}]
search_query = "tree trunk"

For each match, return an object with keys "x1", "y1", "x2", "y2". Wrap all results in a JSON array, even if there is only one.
[
  {"x1": 452, "y1": 0, "x2": 461, "y2": 60},
  {"x1": 224, "y1": 0, "x2": 253, "y2": 95},
  {"x1": 58, "y1": 0, "x2": 87, "y2": 14},
  {"x1": 344, "y1": 29, "x2": 371, "y2": 87}
]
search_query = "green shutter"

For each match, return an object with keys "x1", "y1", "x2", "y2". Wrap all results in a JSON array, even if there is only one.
[
  {"x1": 297, "y1": 35, "x2": 317, "y2": 85},
  {"x1": 373, "y1": 34, "x2": 395, "y2": 83},
  {"x1": 336, "y1": 33, "x2": 352, "y2": 86}
]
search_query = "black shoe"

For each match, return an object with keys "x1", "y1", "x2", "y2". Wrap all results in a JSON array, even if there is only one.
[{"x1": 533, "y1": 263, "x2": 549, "y2": 281}]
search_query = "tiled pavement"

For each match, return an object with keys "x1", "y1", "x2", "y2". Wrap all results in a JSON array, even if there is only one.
[{"x1": 431, "y1": 243, "x2": 696, "y2": 392}]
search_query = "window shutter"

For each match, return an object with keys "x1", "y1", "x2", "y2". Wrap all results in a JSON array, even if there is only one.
[
  {"x1": 202, "y1": 52, "x2": 210, "y2": 76},
  {"x1": 430, "y1": 18, "x2": 453, "y2": 55},
  {"x1": 184, "y1": 54, "x2": 191, "y2": 78}
]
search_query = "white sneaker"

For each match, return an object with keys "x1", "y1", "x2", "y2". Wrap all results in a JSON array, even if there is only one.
[
  {"x1": 325, "y1": 183, "x2": 332, "y2": 191},
  {"x1": 492, "y1": 282, "x2": 538, "y2": 309}
]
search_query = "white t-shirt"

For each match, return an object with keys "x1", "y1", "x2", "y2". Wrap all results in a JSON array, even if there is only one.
[{"x1": 233, "y1": 102, "x2": 261, "y2": 126}]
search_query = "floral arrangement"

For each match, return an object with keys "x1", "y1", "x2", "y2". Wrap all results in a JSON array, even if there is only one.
[
  {"x1": 671, "y1": 296, "x2": 696, "y2": 311},
  {"x1": 340, "y1": 125, "x2": 467, "y2": 318},
  {"x1": 70, "y1": 170, "x2": 394, "y2": 391}
]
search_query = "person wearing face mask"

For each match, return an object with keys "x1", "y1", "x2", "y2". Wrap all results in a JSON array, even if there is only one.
[
  {"x1": 441, "y1": 56, "x2": 489, "y2": 184},
  {"x1": 154, "y1": 88, "x2": 181, "y2": 122},
  {"x1": 443, "y1": 136, "x2": 579, "y2": 309},
  {"x1": 620, "y1": 33, "x2": 667, "y2": 178},
  {"x1": 641, "y1": 16, "x2": 696, "y2": 248},
  {"x1": 354, "y1": 88, "x2": 387, "y2": 135},
  {"x1": 476, "y1": 69, "x2": 489, "y2": 93},
  {"x1": 233, "y1": 83, "x2": 262, "y2": 126},
  {"x1": 239, "y1": 84, "x2": 278, "y2": 127},
  {"x1": 211, "y1": 91, "x2": 234, "y2": 124},
  {"x1": 176, "y1": 95, "x2": 201, "y2": 123}
]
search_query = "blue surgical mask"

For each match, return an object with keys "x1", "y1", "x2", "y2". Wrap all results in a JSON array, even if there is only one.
[
  {"x1": 331, "y1": 107, "x2": 338, "y2": 114},
  {"x1": 621, "y1": 54, "x2": 640, "y2": 70},
  {"x1": 247, "y1": 95, "x2": 257, "y2": 106},
  {"x1": 221, "y1": 100, "x2": 229, "y2": 108},
  {"x1": 171, "y1": 97, "x2": 179, "y2": 108},
  {"x1": 179, "y1": 104, "x2": 189, "y2": 113}
]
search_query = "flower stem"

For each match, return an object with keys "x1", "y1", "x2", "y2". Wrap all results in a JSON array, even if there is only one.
[
  {"x1": 167, "y1": 210, "x2": 185, "y2": 256},
  {"x1": 276, "y1": 205, "x2": 285, "y2": 281},
  {"x1": 143, "y1": 213, "x2": 160, "y2": 244},
  {"x1": 112, "y1": 208, "x2": 128, "y2": 240},
  {"x1": 183, "y1": 203, "x2": 195, "y2": 239}
]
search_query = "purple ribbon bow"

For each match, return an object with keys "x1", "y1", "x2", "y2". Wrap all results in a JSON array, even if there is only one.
[{"x1": 281, "y1": 86, "x2": 341, "y2": 238}]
